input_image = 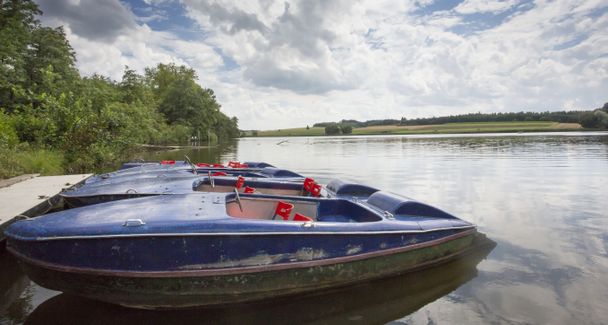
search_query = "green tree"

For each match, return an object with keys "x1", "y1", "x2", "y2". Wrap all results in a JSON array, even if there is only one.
[
  {"x1": 325, "y1": 123, "x2": 341, "y2": 135},
  {"x1": 340, "y1": 124, "x2": 353, "y2": 134},
  {"x1": 0, "y1": 0, "x2": 41, "y2": 109},
  {"x1": 25, "y1": 26, "x2": 78, "y2": 96},
  {"x1": 119, "y1": 67, "x2": 153, "y2": 105},
  {"x1": 580, "y1": 112, "x2": 599, "y2": 128}
]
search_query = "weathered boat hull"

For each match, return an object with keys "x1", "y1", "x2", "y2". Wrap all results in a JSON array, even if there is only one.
[
  {"x1": 12, "y1": 230, "x2": 479, "y2": 309},
  {"x1": 25, "y1": 236, "x2": 495, "y2": 324}
]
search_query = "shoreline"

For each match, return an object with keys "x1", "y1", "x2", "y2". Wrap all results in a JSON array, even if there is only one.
[{"x1": 247, "y1": 127, "x2": 596, "y2": 138}]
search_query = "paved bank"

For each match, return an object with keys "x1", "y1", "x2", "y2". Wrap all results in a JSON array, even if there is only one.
[{"x1": 0, "y1": 174, "x2": 91, "y2": 241}]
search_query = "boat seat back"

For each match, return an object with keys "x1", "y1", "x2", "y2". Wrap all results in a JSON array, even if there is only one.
[
  {"x1": 259, "y1": 168, "x2": 303, "y2": 178},
  {"x1": 326, "y1": 179, "x2": 379, "y2": 197},
  {"x1": 317, "y1": 200, "x2": 382, "y2": 222},
  {"x1": 367, "y1": 191, "x2": 457, "y2": 219},
  {"x1": 194, "y1": 178, "x2": 304, "y2": 196},
  {"x1": 226, "y1": 198, "x2": 318, "y2": 220}
]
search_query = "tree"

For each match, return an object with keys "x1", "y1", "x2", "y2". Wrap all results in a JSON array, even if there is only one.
[
  {"x1": 25, "y1": 26, "x2": 78, "y2": 95},
  {"x1": 580, "y1": 112, "x2": 599, "y2": 128},
  {"x1": 146, "y1": 63, "x2": 237, "y2": 141},
  {"x1": 0, "y1": 0, "x2": 41, "y2": 108},
  {"x1": 325, "y1": 123, "x2": 340, "y2": 135},
  {"x1": 340, "y1": 124, "x2": 353, "y2": 134}
]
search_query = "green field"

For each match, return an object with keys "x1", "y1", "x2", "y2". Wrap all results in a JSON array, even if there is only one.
[
  {"x1": 253, "y1": 121, "x2": 582, "y2": 137},
  {"x1": 256, "y1": 127, "x2": 326, "y2": 137}
]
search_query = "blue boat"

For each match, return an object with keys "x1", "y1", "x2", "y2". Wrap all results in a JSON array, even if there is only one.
[
  {"x1": 85, "y1": 161, "x2": 277, "y2": 185},
  {"x1": 83, "y1": 166, "x2": 303, "y2": 187},
  {"x1": 5, "y1": 186, "x2": 480, "y2": 309},
  {"x1": 118, "y1": 160, "x2": 275, "y2": 170},
  {"x1": 61, "y1": 175, "x2": 339, "y2": 208}
]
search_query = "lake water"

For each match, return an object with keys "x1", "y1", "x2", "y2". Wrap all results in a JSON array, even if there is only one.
[{"x1": 1, "y1": 132, "x2": 607, "y2": 324}]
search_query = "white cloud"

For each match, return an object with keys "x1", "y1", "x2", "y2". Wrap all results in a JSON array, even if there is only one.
[
  {"x1": 454, "y1": 0, "x2": 522, "y2": 15},
  {"x1": 35, "y1": 0, "x2": 608, "y2": 129}
]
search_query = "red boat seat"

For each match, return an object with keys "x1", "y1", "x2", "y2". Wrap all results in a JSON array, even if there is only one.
[
  {"x1": 196, "y1": 163, "x2": 211, "y2": 167},
  {"x1": 235, "y1": 176, "x2": 245, "y2": 189},
  {"x1": 161, "y1": 160, "x2": 175, "y2": 165},
  {"x1": 293, "y1": 213, "x2": 313, "y2": 222},
  {"x1": 303, "y1": 178, "x2": 315, "y2": 192},
  {"x1": 273, "y1": 201, "x2": 294, "y2": 220},
  {"x1": 244, "y1": 186, "x2": 255, "y2": 194},
  {"x1": 211, "y1": 172, "x2": 228, "y2": 176},
  {"x1": 310, "y1": 183, "x2": 322, "y2": 197}
]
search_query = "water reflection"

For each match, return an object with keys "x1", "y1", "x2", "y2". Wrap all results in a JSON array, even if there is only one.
[
  {"x1": 24, "y1": 240, "x2": 495, "y2": 325},
  {"x1": 2, "y1": 132, "x2": 607, "y2": 323},
  {"x1": 133, "y1": 139, "x2": 239, "y2": 167},
  {"x1": 0, "y1": 251, "x2": 30, "y2": 324},
  {"x1": 140, "y1": 132, "x2": 608, "y2": 323}
]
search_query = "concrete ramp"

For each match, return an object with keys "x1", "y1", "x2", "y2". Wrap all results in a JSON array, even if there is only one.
[{"x1": 0, "y1": 174, "x2": 91, "y2": 240}]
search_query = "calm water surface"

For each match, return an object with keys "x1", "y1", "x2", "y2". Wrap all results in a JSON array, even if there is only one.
[{"x1": 1, "y1": 132, "x2": 607, "y2": 324}]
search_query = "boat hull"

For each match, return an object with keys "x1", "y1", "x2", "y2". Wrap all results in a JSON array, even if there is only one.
[{"x1": 11, "y1": 230, "x2": 478, "y2": 309}]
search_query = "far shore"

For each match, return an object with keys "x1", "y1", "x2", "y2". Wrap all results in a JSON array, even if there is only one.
[
  {"x1": 248, "y1": 121, "x2": 587, "y2": 137},
  {"x1": 137, "y1": 144, "x2": 217, "y2": 151}
]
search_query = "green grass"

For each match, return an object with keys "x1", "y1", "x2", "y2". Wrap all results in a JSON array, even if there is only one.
[
  {"x1": 257, "y1": 127, "x2": 326, "y2": 137},
  {"x1": 0, "y1": 147, "x2": 65, "y2": 179},
  {"x1": 252, "y1": 121, "x2": 581, "y2": 137}
]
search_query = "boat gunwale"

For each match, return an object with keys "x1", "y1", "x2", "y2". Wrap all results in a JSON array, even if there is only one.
[
  {"x1": 7, "y1": 228, "x2": 477, "y2": 278},
  {"x1": 6, "y1": 225, "x2": 476, "y2": 242}
]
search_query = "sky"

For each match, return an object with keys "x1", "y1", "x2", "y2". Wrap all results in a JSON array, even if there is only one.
[{"x1": 35, "y1": 0, "x2": 608, "y2": 130}]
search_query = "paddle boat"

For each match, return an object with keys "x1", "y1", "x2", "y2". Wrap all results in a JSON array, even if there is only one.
[
  {"x1": 84, "y1": 161, "x2": 278, "y2": 186},
  {"x1": 5, "y1": 184, "x2": 481, "y2": 309},
  {"x1": 119, "y1": 160, "x2": 274, "y2": 170},
  {"x1": 83, "y1": 166, "x2": 303, "y2": 188},
  {"x1": 25, "y1": 237, "x2": 495, "y2": 324},
  {"x1": 61, "y1": 175, "x2": 343, "y2": 208}
]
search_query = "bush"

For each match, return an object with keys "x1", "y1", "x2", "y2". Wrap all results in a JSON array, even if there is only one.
[{"x1": 0, "y1": 111, "x2": 18, "y2": 147}]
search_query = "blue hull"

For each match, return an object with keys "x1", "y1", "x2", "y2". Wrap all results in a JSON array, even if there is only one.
[
  {"x1": 6, "y1": 187, "x2": 479, "y2": 308},
  {"x1": 84, "y1": 166, "x2": 303, "y2": 187}
]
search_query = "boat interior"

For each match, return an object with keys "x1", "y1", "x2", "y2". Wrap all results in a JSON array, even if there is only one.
[
  {"x1": 226, "y1": 196, "x2": 382, "y2": 223},
  {"x1": 194, "y1": 178, "x2": 305, "y2": 196}
]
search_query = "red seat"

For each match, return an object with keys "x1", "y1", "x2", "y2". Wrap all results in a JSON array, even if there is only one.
[
  {"x1": 244, "y1": 186, "x2": 255, "y2": 194},
  {"x1": 228, "y1": 161, "x2": 248, "y2": 168},
  {"x1": 212, "y1": 163, "x2": 224, "y2": 168},
  {"x1": 161, "y1": 160, "x2": 175, "y2": 165},
  {"x1": 235, "y1": 176, "x2": 245, "y2": 189},
  {"x1": 211, "y1": 171, "x2": 228, "y2": 176},
  {"x1": 274, "y1": 201, "x2": 294, "y2": 220},
  {"x1": 293, "y1": 213, "x2": 313, "y2": 222},
  {"x1": 196, "y1": 163, "x2": 211, "y2": 167},
  {"x1": 310, "y1": 183, "x2": 322, "y2": 197},
  {"x1": 303, "y1": 178, "x2": 315, "y2": 192}
]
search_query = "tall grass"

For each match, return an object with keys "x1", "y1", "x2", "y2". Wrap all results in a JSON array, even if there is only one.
[{"x1": 0, "y1": 146, "x2": 64, "y2": 179}]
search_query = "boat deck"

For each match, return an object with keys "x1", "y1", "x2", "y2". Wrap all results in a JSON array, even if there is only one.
[{"x1": 0, "y1": 174, "x2": 91, "y2": 241}]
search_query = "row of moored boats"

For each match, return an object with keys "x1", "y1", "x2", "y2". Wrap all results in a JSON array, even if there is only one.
[{"x1": 5, "y1": 159, "x2": 488, "y2": 309}]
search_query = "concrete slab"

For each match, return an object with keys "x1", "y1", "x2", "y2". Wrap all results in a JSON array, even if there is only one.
[{"x1": 0, "y1": 174, "x2": 91, "y2": 239}]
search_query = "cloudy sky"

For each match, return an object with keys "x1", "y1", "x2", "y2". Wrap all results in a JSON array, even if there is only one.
[{"x1": 36, "y1": 0, "x2": 608, "y2": 129}]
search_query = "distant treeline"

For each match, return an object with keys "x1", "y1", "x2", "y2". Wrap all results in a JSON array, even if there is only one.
[
  {"x1": 0, "y1": 0, "x2": 239, "y2": 177},
  {"x1": 314, "y1": 105, "x2": 608, "y2": 129}
]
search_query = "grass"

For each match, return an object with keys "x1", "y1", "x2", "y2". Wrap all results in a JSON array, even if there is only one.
[
  {"x1": 257, "y1": 127, "x2": 326, "y2": 137},
  {"x1": 252, "y1": 121, "x2": 582, "y2": 137},
  {"x1": 0, "y1": 146, "x2": 65, "y2": 179}
]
